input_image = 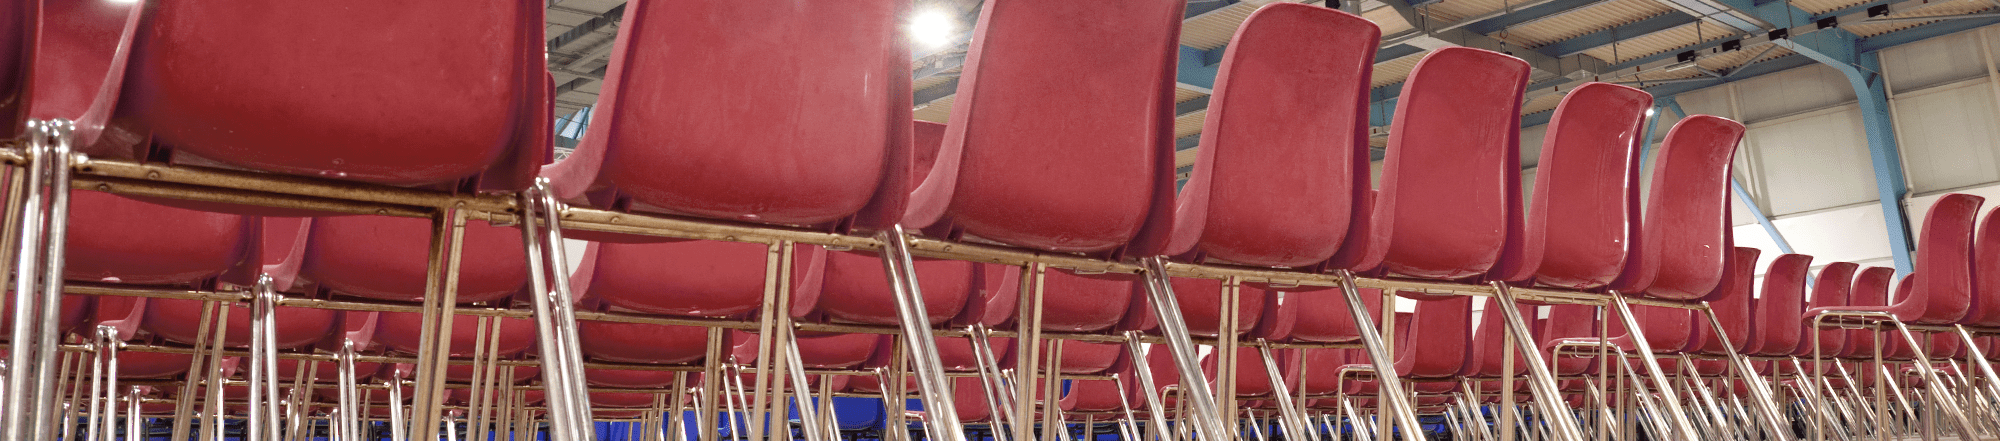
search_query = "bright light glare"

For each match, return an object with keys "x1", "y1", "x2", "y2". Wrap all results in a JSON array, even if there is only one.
[
  {"x1": 1645, "y1": 108, "x2": 1656, "y2": 117},
  {"x1": 910, "y1": 10, "x2": 956, "y2": 49}
]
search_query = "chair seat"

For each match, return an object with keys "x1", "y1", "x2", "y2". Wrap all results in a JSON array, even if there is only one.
[
  {"x1": 0, "y1": 293, "x2": 91, "y2": 338},
  {"x1": 1274, "y1": 287, "x2": 1379, "y2": 344},
  {"x1": 117, "y1": 0, "x2": 543, "y2": 189},
  {"x1": 982, "y1": 269, "x2": 1140, "y2": 333},
  {"x1": 373, "y1": 312, "x2": 534, "y2": 358},
  {"x1": 577, "y1": 321, "x2": 711, "y2": 365},
  {"x1": 141, "y1": 298, "x2": 338, "y2": 349},
  {"x1": 274, "y1": 358, "x2": 383, "y2": 383},
  {"x1": 580, "y1": 240, "x2": 812, "y2": 319},
  {"x1": 816, "y1": 251, "x2": 975, "y2": 326},
  {"x1": 118, "y1": 351, "x2": 197, "y2": 379},
  {"x1": 301, "y1": 215, "x2": 528, "y2": 304},
  {"x1": 64, "y1": 191, "x2": 256, "y2": 286},
  {"x1": 724, "y1": 332, "x2": 882, "y2": 370},
  {"x1": 542, "y1": 0, "x2": 910, "y2": 229},
  {"x1": 586, "y1": 368, "x2": 680, "y2": 389}
]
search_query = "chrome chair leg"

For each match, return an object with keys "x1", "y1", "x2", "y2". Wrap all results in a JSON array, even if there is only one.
[
  {"x1": 782, "y1": 325, "x2": 827, "y2": 441},
  {"x1": 2, "y1": 120, "x2": 75, "y2": 441},
  {"x1": 1122, "y1": 335, "x2": 1175, "y2": 441},
  {"x1": 877, "y1": 226, "x2": 966, "y2": 441},
  {"x1": 1605, "y1": 294, "x2": 1700, "y2": 440},
  {"x1": 1881, "y1": 321, "x2": 1980, "y2": 439},
  {"x1": 251, "y1": 276, "x2": 283, "y2": 441},
  {"x1": 519, "y1": 180, "x2": 592, "y2": 441},
  {"x1": 1254, "y1": 342, "x2": 1316, "y2": 441},
  {"x1": 1329, "y1": 270, "x2": 1427, "y2": 441},
  {"x1": 99, "y1": 329, "x2": 122, "y2": 441},
  {"x1": 966, "y1": 333, "x2": 1015, "y2": 441},
  {"x1": 84, "y1": 329, "x2": 106, "y2": 441},
  {"x1": 1139, "y1": 258, "x2": 1236, "y2": 441},
  {"x1": 1490, "y1": 283, "x2": 1586, "y2": 441},
  {"x1": 1341, "y1": 396, "x2": 1371, "y2": 441}
]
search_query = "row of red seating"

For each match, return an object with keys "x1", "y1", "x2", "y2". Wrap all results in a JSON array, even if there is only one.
[{"x1": 7, "y1": 0, "x2": 1986, "y2": 439}]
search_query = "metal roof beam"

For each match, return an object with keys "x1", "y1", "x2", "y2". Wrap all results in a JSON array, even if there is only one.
[
  {"x1": 547, "y1": 5, "x2": 625, "y2": 52},
  {"x1": 1534, "y1": 11, "x2": 1698, "y2": 57},
  {"x1": 1377, "y1": 0, "x2": 1611, "y2": 77},
  {"x1": 1647, "y1": 0, "x2": 1768, "y2": 33}
]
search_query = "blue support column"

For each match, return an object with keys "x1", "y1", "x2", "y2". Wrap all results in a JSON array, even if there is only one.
[
  {"x1": 1707, "y1": 0, "x2": 1914, "y2": 273},
  {"x1": 1779, "y1": 34, "x2": 1914, "y2": 273}
]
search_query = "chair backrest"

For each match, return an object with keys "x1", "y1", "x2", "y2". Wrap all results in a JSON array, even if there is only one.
[
  {"x1": 1912, "y1": 193, "x2": 1982, "y2": 324},
  {"x1": 1841, "y1": 267, "x2": 1895, "y2": 358},
  {"x1": 26, "y1": 0, "x2": 142, "y2": 146},
  {"x1": 1472, "y1": 304, "x2": 1527, "y2": 377},
  {"x1": 1752, "y1": 254, "x2": 1811, "y2": 356},
  {"x1": 1163, "y1": 3, "x2": 1376, "y2": 268},
  {"x1": 1351, "y1": 47, "x2": 1529, "y2": 280},
  {"x1": 1282, "y1": 348, "x2": 1348, "y2": 396},
  {"x1": 553, "y1": 0, "x2": 909, "y2": 228},
  {"x1": 1394, "y1": 295, "x2": 1473, "y2": 378},
  {"x1": 1696, "y1": 247, "x2": 1758, "y2": 355},
  {"x1": 1539, "y1": 303, "x2": 1598, "y2": 375},
  {"x1": 1970, "y1": 207, "x2": 2000, "y2": 326},
  {"x1": 576, "y1": 320, "x2": 712, "y2": 365},
  {"x1": 1519, "y1": 83, "x2": 1652, "y2": 288},
  {"x1": 1806, "y1": 262, "x2": 1858, "y2": 356},
  {"x1": 64, "y1": 190, "x2": 257, "y2": 287},
  {"x1": 903, "y1": 0, "x2": 1184, "y2": 257},
  {"x1": 1618, "y1": 116, "x2": 1745, "y2": 299},
  {"x1": 301, "y1": 216, "x2": 527, "y2": 304},
  {"x1": 1275, "y1": 287, "x2": 1382, "y2": 343},
  {"x1": 1156, "y1": 277, "x2": 1267, "y2": 338},
  {"x1": 1202, "y1": 347, "x2": 1276, "y2": 398},
  {"x1": 118, "y1": 0, "x2": 545, "y2": 189},
  {"x1": 0, "y1": 0, "x2": 31, "y2": 137}
]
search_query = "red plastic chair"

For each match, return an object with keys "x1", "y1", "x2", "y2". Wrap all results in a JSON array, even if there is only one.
[
  {"x1": 373, "y1": 312, "x2": 535, "y2": 382},
  {"x1": 1200, "y1": 347, "x2": 1278, "y2": 400},
  {"x1": 299, "y1": 216, "x2": 530, "y2": 305},
  {"x1": 1518, "y1": 83, "x2": 1653, "y2": 288},
  {"x1": 541, "y1": 0, "x2": 910, "y2": 230},
  {"x1": 141, "y1": 218, "x2": 339, "y2": 351},
  {"x1": 1748, "y1": 254, "x2": 1811, "y2": 357},
  {"x1": 1838, "y1": 267, "x2": 1896, "y2": 359},
  {"x1": 1691, "y1": 248, "x2": 1757, "y2": 359},
  {"x1": 113, "y1": 0, "x2": 548, "y2": 191},
  {"x1": 1119, "y1": 277, "x2": 1271, "y2": 338},
  {"x1": 1966, "y1": 206, "x2": 2000, "y2": 328},
  {"x1": 1539, "y1": 303, "x2": 1602, "y2": 376},
  {"x1": 1262, "y1": 287, "x2": 1383, "y2": 345},
  {"x1": 1806, "y1": 262, "x2": 1860, "y2": 357},
  {"x1": 577, "y1": 320, "x2": 712, "y2": 365},
  {"x1": 1060, "y1": 367, "x2": 1140, "y2": 415},
  {"x1": 1807, "y1": 194, "x2": 1982, "y2": 360},
  {"x1": 1161, "y1": 3, "x2": 1376, "y2": 268},
  {"x1": 978, "y1": 268, "x2": 1144, "y2": 334},
  {"x1": 1349, "y1": 47, "x2": 1529, "y2": 280},
  {"x1": 1325, "y1": 47, "x2": 1528, "y2": 422},
  {"x1": 1468, "y1": 304, "x2": 1534, "y2": 395},
  {"x1": 1610, "y1": 115, "x2": 1747, "y2": 299},
  {"x1": 902, "y1": 0, "x2": 1184, "y2": 257}
]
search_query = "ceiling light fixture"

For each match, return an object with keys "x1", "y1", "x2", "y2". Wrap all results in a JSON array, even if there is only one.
[{"x1": 910, "y1": 9, "x2": 956, "y2": 49}]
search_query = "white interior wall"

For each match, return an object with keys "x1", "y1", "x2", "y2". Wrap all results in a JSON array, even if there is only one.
[
  {"x1": 1599, "y1": 25, "x2": 2000, "y2": 280},
  {"x1": 1356, "y1": 25, "x2": 2000, "y2": 310}
]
